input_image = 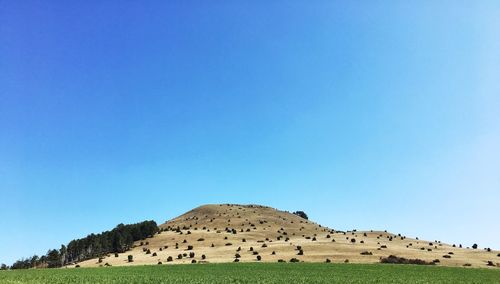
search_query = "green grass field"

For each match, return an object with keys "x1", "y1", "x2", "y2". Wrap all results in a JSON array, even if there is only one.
[{"x1": 0, "y1": 263, "x2": 499, "y2": 284}]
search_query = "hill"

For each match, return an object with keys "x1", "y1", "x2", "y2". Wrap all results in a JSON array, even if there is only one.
[{"x1": 73, "y1": 204, "x2": 499, "y2": 268}]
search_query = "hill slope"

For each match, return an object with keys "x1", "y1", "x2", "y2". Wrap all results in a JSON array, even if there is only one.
[{"x1": 76, "y1": 204, "x2": 499, "y2": 268}]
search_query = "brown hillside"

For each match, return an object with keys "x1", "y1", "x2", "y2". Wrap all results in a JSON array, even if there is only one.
[{"x1": 75, "y1": 204, "x2": 499, "y2": 268}]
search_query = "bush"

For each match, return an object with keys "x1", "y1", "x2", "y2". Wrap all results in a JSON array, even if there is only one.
[
  {"x1": 189, "y1": 252, "x2": 195, "y2": 258},
  {"x1": 114, "y1": 253, "x2": 119, "y2": 258},
  {"x1": 293, "y1": 211, "x2": 309, "y2": 220},
  {"x1": 234, "y1": 258, "x2": 240, "y2": 262},
  {"x1": 187, "y1": 245, "x2": 194, "y2": 250},
  {"x1": 278, "y1": 259, "x2": 286, "y2": 263},
  {"x1": 297, "y1": 249, "x2": 304, "y2": 255},
  {"x1": 472, "y1": 244, "x2": 478, "y2": 249},
  {"x1": 360, "y1": 251, "x2": 372, "y2": 255},
  {"x1": 235, "y1": 253, "x2": 241, "y2": 259},
  {"x1": 486, "y1": 261, "x2": 495, "y2": 267},
  {"x1": 326, "y1": 258, "x2": 331, "y2": 263},
  {"x1": 380, "y1": 255, "x2": 434, "y2": 265},
  {"x1": 256, "y1": 255, "x2": 262, "y2": 261},
  {"x1": 146, "y1": 249, "x2": 151, "y2": 254},
  {"x1": 177, "y1": 254, "x2": 183, "y2": 259},
  {"x1": 167, "y1": 256, "x2": 173, "y2": 262},
  {"x1": 201, "y1": 255, "x2": 206, "y2": 260},
  {"x1": 262, "y1": 244, "x2": 268, "y2": 248},
  {"x1": 191, "y1": 259, "x2": 197, "y2": 264},
  {"x1": 197, "y1": 238, "x2": 205, "y2": 242},
  {"x1": 157, "y1": 261, "x2": 162, "y2": 265},
  {"x1": 350, "y1": 238, "x2": 356, "y2": 243},
  {"x1": 128, "y1": 255, "x2": 133, "y2": 262},
  {"x1": 271, "y1": 251, "x2": 276, "y2": 255},
  {"x1": 289, "y1": 258, "x2": 300, "y2": 263}
]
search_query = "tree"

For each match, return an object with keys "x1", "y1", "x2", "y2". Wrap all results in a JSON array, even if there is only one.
[
  {"x1": 472, "y1": 244, "x2": 478, "y2": 249},
  {"x1": 0, "y1": 263, "x2": 8, "y2": 270},
  {"x1": 293, "y1": 211, "x2": 308, "y2": 220},
  {"x1": 46, "y1": 249, "x2": 61, "y2": 268}
]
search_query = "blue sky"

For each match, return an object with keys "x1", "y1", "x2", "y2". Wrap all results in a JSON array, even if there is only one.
[{"x1": 1, "y1": 1, "x2": 499, "y2": 265}]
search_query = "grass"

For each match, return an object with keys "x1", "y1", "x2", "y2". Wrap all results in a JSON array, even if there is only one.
[{"x1": 0, "y1": 263, "x2": 499, "y2": 284}]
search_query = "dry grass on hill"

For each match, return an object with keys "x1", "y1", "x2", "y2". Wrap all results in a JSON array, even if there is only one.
[{"x1": 76, "y1": 204, "x2": 499, "y2": 268}]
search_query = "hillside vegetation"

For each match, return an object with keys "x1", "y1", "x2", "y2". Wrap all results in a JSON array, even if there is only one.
[{"x1": 71, "y1": 204, "x2": 499, "y2": 269}]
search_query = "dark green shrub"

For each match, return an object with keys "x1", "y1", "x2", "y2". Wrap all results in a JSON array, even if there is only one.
[{"x1": 381, "y1": 255, "x2": 434, "y2": 265}]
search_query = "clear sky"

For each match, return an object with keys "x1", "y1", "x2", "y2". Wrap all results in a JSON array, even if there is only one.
[{"x1": 1, "y1": 1, "x2": 499, "y2": 265}]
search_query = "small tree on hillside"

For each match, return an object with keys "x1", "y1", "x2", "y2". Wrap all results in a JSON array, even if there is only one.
[{"x1": 293, "y1": 211, "x2": 309, "y2": 220}]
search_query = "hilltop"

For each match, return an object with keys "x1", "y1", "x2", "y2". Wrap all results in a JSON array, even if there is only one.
[{"x1": 73, "y1": 204, "x2": 499, "y2": 268}]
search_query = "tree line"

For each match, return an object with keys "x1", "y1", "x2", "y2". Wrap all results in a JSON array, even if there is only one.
[{"x1": 5, "y1": 220, "x2": 158, "y2": 270}]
